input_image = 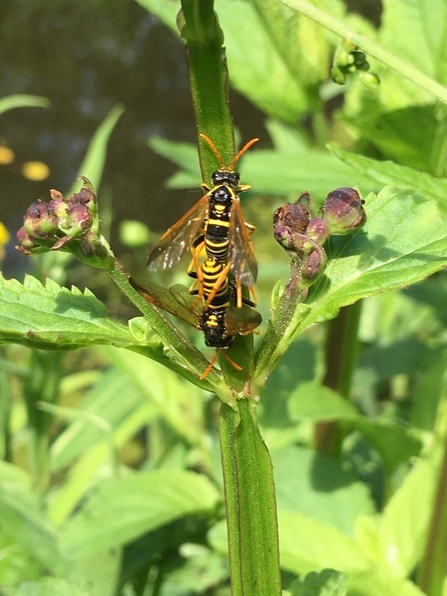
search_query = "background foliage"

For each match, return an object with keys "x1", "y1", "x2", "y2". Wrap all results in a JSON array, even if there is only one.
[{"x1": 1, "y1": 0, "x2": 447, "y2": 595}]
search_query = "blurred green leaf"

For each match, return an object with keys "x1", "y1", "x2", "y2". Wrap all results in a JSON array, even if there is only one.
[
  {"x1": 60, "y1": 470, "x2": 219, "y2": 558},
  {"x1": 151, "y1": 121, "x2": 375, "y2": 202},
  {"x1": 278, "y1": 510, "x2": 369, "y2": 575},
  {"x1": 288, "y1": 569, "x2": 347, "y2": 596},
  {"x1": 139, "y1": 0, "x2": 322, "y2": 122},
  {"x1": 288, "y1": 383, "x2": 421, "y2": 470},
  {"x1": 15, "y1": 577, "x2": 90, "y2": 596},
  {"x1": 272, "y1": 446, "x2": 375, "y2": 536},
  {"x1": 0, "y1": 94, "x2": 49, "y2": 114},
  {"x1": 67, "y1": 104, "x2": 124, "y2": 196},
  {"x1": 50, "y1": 367, "x2": 147, "y2": 472},
  {"x1": 0, "y1": 462, "x2": 64, "y2": 574},
  {"x1": 378, "y1": 455, "x2": 440, "y2": 577}
]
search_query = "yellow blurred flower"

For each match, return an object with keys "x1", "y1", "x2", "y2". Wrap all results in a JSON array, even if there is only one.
[
  {"x1": 0, "y1": 222, "x2": 10, "y2": 260},
  {"x1": 0, "y1": 146, "x2": 15, "y2": 164},
  {"x1": 22, "y1": 161, "x2": 50, "y2": 181}
]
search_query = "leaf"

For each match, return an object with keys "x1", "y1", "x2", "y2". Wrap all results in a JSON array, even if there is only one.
[
  {"x1": 288, "y1": 569, "x2": 347, "y2": 596},
  {"x1": 60, "y1": 470, "x2": 219, "y2": 558},
  {"x1": 0, "y1": 462, "x2": 64, "y2": 574},
  {"x1": 67, "y1": 104, "x2": 125, "y2": 196},
  {"x1": 15, "y1": 577, "x2": 90, "y2": 596},
  {"x1": 381, "y1": 0, "x2": 447, "y2": 84},
  {"x1": 0, "y1": 94, "x2": 49, "y2": 114},
  {"x1": 378, "y1": 455, "x2": 440, "y2": 577},
  {"x1": 278, "y1": 510, "x2": 369, "y2": 575},
  {"x1": 292, "y1": 185, "x2": 447, "y2": 338},
  {"x1": 0, "y1": 274, "x2": 134, "y2": 350},
  {"x1": 50, "y1": 367, "x2": 147, "y2": 472},
  {"x1": 138, "y1": 0, "x2": 320, "y2": 122},
  {"x1": 151, "y1": 122, "x2": 375, "y2": 202},
  {"x1": 271, "y1": 446, "x2": 375, "y2": 536},
  {"x1": 288, "y1": 383, "x2": 421, "y2": 470},
  {"x1": 329, "y1": 144, "x2": 447, "y2": 210}
]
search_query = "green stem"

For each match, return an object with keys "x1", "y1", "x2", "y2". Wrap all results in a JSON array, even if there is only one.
[
  {"x1": 219, "y1": 401, "x2": 281, "y2": 596},
  {"x1": 0, "y1": 348, "x2": 12, "y2": 461},
  {"x1": 315, "y1": 301, "x2": 362, "y2": 456},
  {"x1": 280, "y1": 0, "x2": 447, "y2": 105},
  {"x1": 417, "y1": 435, "x2": 447, "y2": 596},
  {"x1": 253, "y1": 266, "x2": 305, "y2": 392}
]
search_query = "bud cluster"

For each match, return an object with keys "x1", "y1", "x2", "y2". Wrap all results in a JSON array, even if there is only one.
[
  {"x1": 331, "y1": 38, "x2": 380, "y2": 88},
  {"x1": 16, "y1": 178, "x2": 110, "y2": 267},
  {"x1": 273, "y1": 187, "x2": 366, "y2": 288}
]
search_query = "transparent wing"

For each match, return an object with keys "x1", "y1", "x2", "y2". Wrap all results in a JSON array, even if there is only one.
[
  {"x1": 130, "y1": 278, "x2": 201, "y2": 328},
  {"x1": 228, "y1": 198, "x2": 258, "y2": 287},
  {"x1": 147, "y1": 196, "x2": 208, "y2": 271},
  {"x1": 224, "y1": 304, "x2": 261, "y2": 336}
]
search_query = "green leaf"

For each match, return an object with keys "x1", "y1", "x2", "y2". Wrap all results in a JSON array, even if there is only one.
[
  {"x1": 278, "y1": 510, "x2": 369, "y2": 575},
  {"x1": 381, "y1": 0, "x2": 447, "y2": 84},
  {"x1": 272, "y1": 446, "x2": 375, "y2": 536},
  {"x1": 378, "y1": 455, "x2": 440, "y2": 577},
  {"x1": 0, "y1": 274, "x2": 134, "y2": 350},
  {"x1": 288, "y1": 383, "x2": 421, "y2": 470},
  {"x1": 103, "y1": 345, "x2": 205, "y2": 445},
  {"x1": 60, "y1": 470, "x2": 219, "y2": 558},
  {"x1": 0, "y1": 462, "x2": 64, "y2": 574},
  {"x1": 15, "y1": 577, "x2": 90, "y2": 596},
  {"x1": 67, "y1": 104, "x2": 125, "y2": 196},
  {"x1": 288, "y1": 569, "x2": 347, "y2": 596},
  {"x1": 329, "y1": 144, "x2": 447, "y2": 210},
  {"x1": 0, "y1": 94, "x2": 49, "y2": 114},
  {"x1": 50, "y1": 367, "x2": 147, "y2": 472},
  {"x1": 151, "y1": 122, "x2": 375, "y2": 202},
  {"x1": 138, "y1": 0, "x2": 324, "y2": 122}
]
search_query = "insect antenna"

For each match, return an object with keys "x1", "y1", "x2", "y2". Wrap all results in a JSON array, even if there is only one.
[{"x1": 228, "y1": 137, "x2": 259, "y2": 171}]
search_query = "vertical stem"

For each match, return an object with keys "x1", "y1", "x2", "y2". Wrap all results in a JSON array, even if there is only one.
[
  {"x1": 417, "y1": 434, "x2": 447, "y2": 596},
  {"x1": 315, "y1": 301, "x2": 362, "y2": 456},
  {"x1": 219, "y1": 401, "x2": 281, "y2": 596}
]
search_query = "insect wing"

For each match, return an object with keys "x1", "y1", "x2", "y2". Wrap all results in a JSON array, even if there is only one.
[
  {"x1": 147, "y1": 196, "x2": 208, "y2": 271},
  {"x1": 224, "y1": 304, "x2": 261, "y2": 336},
  {"x1": 228, "y1": 199, "x2": 258, "y2": 287},
  {"x1": 130, "y1": 278, "x2": 200, "y2": 328}
]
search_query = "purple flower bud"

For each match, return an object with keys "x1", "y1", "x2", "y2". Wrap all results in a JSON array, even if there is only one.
[
  {"x1": 273, "y1": 198, "x2": 310, "y2": 235},
  {"x1": 16, "y1": 226, "x2": 46, "y2": 255},
  {"x1": 301, "y1": 244, "x2": 327, "y2": 286},
  {"x1": 305, "y1": 217, "x2": 330, "y2": 244},
  {"x1": 59, "y1": 203, "x2": 92, "y2": 237},
  {"x1": 48, "y1": 189, "x2": 69, "y2": 219},
  {"x1": 23, "y1": 200, "x2": 58, "y2": 238},
  {"x1": 322, "y1": 187, "x2": 366, "y2": 235}
]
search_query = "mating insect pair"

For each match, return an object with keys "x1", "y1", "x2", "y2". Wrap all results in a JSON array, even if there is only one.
[{"x1": 131, "y1": 134, "x2": 261, "y2": 378}]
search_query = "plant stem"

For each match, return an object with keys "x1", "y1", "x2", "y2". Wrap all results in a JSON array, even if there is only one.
[
  {"x1": 219, "y1": 401, "x2": 281, "y2": 596},
  {"x1": 280, "y1": 0, "x2": 447, "y2": 105},
  {"x1": 417, "y1": 434, "x2": 447, "y2": 596},
  {"x1": 315, "y1": 301, "x2": 362, "y2": 456}
]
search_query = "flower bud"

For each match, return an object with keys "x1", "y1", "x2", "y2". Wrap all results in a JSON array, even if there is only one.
[
  {"x1": 16, "y1": 226, "x2": 46, "y2": 255},
  {"x1": 23, "y1": 200, "x2": 58, "y2": 238},
  {"x1": 301, "y1": 244, "x2": 327, "y2": 287},
  {"x1": 305, "y1": 217, "x2": 330, "y2": 245},
  {"x1": 322, "y1": 187, "x2": 366, "y2": 235},
  {"x1": 273, "y1": 196, "x2": 310, "y2": 235},
  {"x1": 359, "y1": 72, "x2": 381, "y2": 88}
]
